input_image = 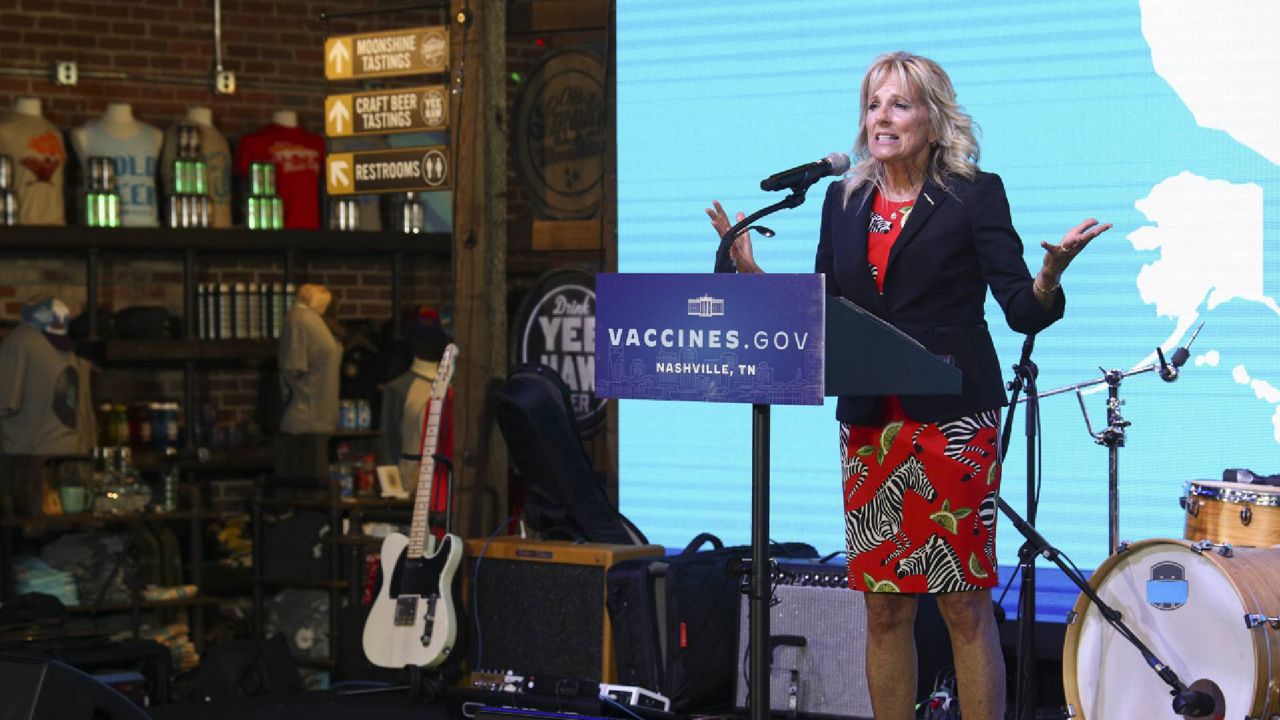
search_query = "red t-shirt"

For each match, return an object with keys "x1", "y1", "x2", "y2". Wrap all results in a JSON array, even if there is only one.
[{"x1": 234, "y1": 123, "x2": 325, "y2": 229}]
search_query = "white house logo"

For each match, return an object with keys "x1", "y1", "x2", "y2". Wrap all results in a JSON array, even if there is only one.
[{"x1": 687, "y1": 295, "x2": 724, "y2": 317}]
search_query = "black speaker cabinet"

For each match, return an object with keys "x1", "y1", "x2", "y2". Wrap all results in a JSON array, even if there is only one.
[
  {"x1": 464, "y1": 537, "x2": 662, "y2": 683},
  {"x1": 0, "y1": 654, "x2": 148, "y2": 720},
  {"x1": 734, "y1": 559, "x2": 953, "y2": 719}
]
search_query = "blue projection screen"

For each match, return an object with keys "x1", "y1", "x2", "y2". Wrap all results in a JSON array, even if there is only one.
[{"x1": 615, "y1": 0, "x2": 1280, "y2": 614}]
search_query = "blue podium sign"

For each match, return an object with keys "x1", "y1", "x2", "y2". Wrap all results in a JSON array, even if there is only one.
[{"x1": 594, "y1": 273, "x2": 825, "y2": 405}]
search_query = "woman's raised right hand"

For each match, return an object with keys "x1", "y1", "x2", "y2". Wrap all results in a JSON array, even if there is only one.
[{"x1": 705, "y1": 200, "x2": 763, "y2": 274}]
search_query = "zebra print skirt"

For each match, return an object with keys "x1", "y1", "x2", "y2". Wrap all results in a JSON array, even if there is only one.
[{"x1": 840, "y1": 402, "x2": 1001, "y2": 594}]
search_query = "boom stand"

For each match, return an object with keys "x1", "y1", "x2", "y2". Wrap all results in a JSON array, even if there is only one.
[{"x1": 1032, "y1": 322, "x2": 1201, "y2": 554}]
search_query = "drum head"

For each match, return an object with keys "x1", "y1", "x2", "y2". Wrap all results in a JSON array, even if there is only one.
[{"x1": 1063, "y1": 539, "x2": 1261, "y2": 719}]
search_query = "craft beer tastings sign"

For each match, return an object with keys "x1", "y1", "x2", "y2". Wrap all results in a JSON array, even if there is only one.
[
  {"x1": 325, "y1": 86, "x2": 448, "y2": 138},
  {"x1": 595, "y1": 273, "x2": 825, "y2": 406},
  {"x1": 325, "y1": 26, "x2": 448, "y2": 80}
]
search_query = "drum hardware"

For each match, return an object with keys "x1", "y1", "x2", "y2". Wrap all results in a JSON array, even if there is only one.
[
  {"x1": 1179, "y1": 496, "x2": 1199, "y2": 516},
  {"x1": 1242, "y1": 506, "x2": 1253, "y2": 525},
  {"x1": 1115, "y1": 541, "x2": 1130, "y2": 553},
  {"x1": 1028, "y1": 322, "x2": 1205, "y2": 555},
  {"x1": 1002, "y1": 333, "x2": 1215, "y2": 719},
  {"x1": 1243, "y1": 614, "x2": 1280, "y2": 630},
  {"x1": 1190, "y1": 539, "x2": 1233, "y2": 557}
]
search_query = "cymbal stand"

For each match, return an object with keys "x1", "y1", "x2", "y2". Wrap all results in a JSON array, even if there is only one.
[{"x1": 1030, "y1": 322, "x2": 1203, "y2": 554}]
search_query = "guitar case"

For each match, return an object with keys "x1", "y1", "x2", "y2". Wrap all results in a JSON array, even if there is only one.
[
  {"x1": 494, "y1": 364, "x2": 645, "y2": 545},
  {"x1": 606, "y1": 533, "x2": 817, "y2": 713}
]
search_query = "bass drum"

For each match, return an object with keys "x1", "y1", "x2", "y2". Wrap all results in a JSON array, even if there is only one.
[{"x1": 1062, "y1": 539, "x2": 1280, "y2": 720}]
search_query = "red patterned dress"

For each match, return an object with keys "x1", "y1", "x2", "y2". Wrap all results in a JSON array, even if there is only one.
[{"x1": 841, "y1": 192, "x2": 1001, "y2": 594}]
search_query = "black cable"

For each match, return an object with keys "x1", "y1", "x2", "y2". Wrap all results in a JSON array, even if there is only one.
[{"x1": 599, "y1": 694, "x2": 646, "y2": 720}]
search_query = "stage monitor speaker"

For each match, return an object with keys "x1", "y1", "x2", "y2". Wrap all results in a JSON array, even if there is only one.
[
  {"x1": 734, "y1": 559, "x2": 953, "y2": 719},
  {"x1": 0, "y1": 653, "x2": 149, "y2": 720},
  {"x1": 465, "y1": 537, "x2": 661, "y2": 683}
]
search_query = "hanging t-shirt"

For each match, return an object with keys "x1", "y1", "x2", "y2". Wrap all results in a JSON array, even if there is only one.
[
  {"x1": 235, "y1": 123, "x2": 325, "y2": 229},
  {"x1": 0, "y1": 324, "x2": 81, "y2": 455},
  {"x1": 278, "y1": 303, "x2": 341, "y2": 434},
  {"x1": 160, "y1": 120, "x2": 233, "y2": 228},
  {"x1": 78, "y1": 120, "x2": 162, "y2": 227},
  {"x1": 0, "y1": 112, "x2": 67, "y2": 225}
]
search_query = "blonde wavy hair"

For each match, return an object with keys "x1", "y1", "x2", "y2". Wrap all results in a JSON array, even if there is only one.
[{"x1": 843, "y1": 51, "x2": 980, "y2": 206}]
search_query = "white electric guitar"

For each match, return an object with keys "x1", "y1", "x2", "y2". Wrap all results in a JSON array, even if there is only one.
[{"x1": 363, "y1": 344, "x2": 462, "y2": 669}]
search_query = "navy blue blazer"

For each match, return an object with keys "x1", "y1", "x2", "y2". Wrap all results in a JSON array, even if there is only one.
[{"x1": 816, "y1": 170, "x2": 1064, "y2": 425}]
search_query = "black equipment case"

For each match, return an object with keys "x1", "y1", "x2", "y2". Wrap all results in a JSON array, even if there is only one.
[
  {"x1": 494, "y1": 363, "x2": 644, "y2": 545},
  {"x1": 606, "y1": 533, "x2": 817, "y2": 713}
]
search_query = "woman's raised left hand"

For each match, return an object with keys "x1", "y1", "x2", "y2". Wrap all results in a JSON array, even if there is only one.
[{"x1": 1040, "y1": 218, "x2": 1112, "y2": 276}]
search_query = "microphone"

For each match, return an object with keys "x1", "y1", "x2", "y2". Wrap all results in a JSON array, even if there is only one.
[
  {"x1": 1156, "y1": 330, "x2": 1195, "y2": 382},
  {"x1": 1156, "y1": 346, "x2": 1179, "y2": 382},
  {"x1": 1171, "y1": 687, "x2": 1215, "y2": 717},
  {"x1": 760, "y1": 152, "x2": 851, "y2": 192}
]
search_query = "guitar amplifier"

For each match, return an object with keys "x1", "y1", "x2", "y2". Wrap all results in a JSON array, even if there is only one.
[
  {"x1": 465, "y1": 537, "x2": 662, "y2": 684},
  {"x1": 733, "y1": 558, "x2": 953, "y2": 719},
  {"x1": 735, "y1": 558, "x2": 873, "y2": 719}
]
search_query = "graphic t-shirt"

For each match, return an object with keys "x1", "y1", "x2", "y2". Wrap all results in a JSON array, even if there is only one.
[
  {"x1": 160, "y1": 121, "x2": 233, "y2": 228},
  {"x1": 235, "y1": 123, "x2": 325, "y2": 229},
  {"x1": 78, "y1": 120, "x2": 163, "y2": 227},
  {"x1": 0, "y1": 112, "x2": 67, "y2": 225},
  {"x1": 0, "y1": 324, "x2": 80, "y2": 455}
]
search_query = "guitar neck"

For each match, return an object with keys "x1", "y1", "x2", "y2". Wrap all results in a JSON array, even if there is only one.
[{"x1": 407, "y1": 393, "x2": 445, "y2": 558}]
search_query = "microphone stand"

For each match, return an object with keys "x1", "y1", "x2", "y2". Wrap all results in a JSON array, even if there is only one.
[
  {"x1": 713, "y1": 186, "x2": 809, "y2": 273},
  {"x1": 710, "y1": 180, "x2": 814, "y2": 720},
  {"x1": 999, "y1": 334, "x2": 1040, "y2": 719}
]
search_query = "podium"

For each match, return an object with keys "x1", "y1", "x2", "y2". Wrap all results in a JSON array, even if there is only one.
[{"x1": 595, "y1": 274, "x2": 959, "y2": 720}]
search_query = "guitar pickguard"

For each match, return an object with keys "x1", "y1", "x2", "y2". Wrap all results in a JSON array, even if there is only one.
[
  {"x1": 388, "y1": 535, "x2": 455, "y2": 597},
  {"x1": 386, "y1": 536, "x2": 456, "y2": 639}
]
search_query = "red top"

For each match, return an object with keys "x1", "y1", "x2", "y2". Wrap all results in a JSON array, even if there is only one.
[
  {"x1": 867, "y1": 191, "x2": 915, "y2": 292},
  {"x1": 234, "y1": 123, "x2": 325, "y2": 229},
  {"x1": 868, "y1": 191, "x2": 915, "y2": 421}
]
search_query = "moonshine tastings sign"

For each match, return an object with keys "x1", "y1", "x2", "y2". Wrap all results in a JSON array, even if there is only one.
[
  {"x1": 515, "y1": 269, "x2": 605, "y2": 435},
  {"x1": 324, "y1": 26, "x2": 448, "y2": 80},
  {"x1": 325, "y1": 85, "x2": 448, "y2": 138}
]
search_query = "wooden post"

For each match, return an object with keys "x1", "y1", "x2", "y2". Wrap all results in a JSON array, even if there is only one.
[
  {"x1": 451, "y1": 0, "x2": 507, "y2": 540},
  {"x1": 602, "y1": 1, "x2": 620, "y2": 504}
]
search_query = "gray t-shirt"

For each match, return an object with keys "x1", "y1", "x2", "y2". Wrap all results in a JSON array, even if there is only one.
[
  {"x1": 278, "y1": 304, "x2": 341, "y2": 434},
  {"x1": 0, "y1": 324, "x2": 80, "y2": 454}
]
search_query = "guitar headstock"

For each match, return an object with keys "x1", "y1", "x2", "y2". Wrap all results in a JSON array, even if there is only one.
[{"x1": 432, "y1": 343, "x2": 459, "y2": 400}]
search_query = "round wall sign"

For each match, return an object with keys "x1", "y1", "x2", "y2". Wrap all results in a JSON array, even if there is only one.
[{"x1": 514, "y1": 49, "x2": 606, "y2": 219}]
